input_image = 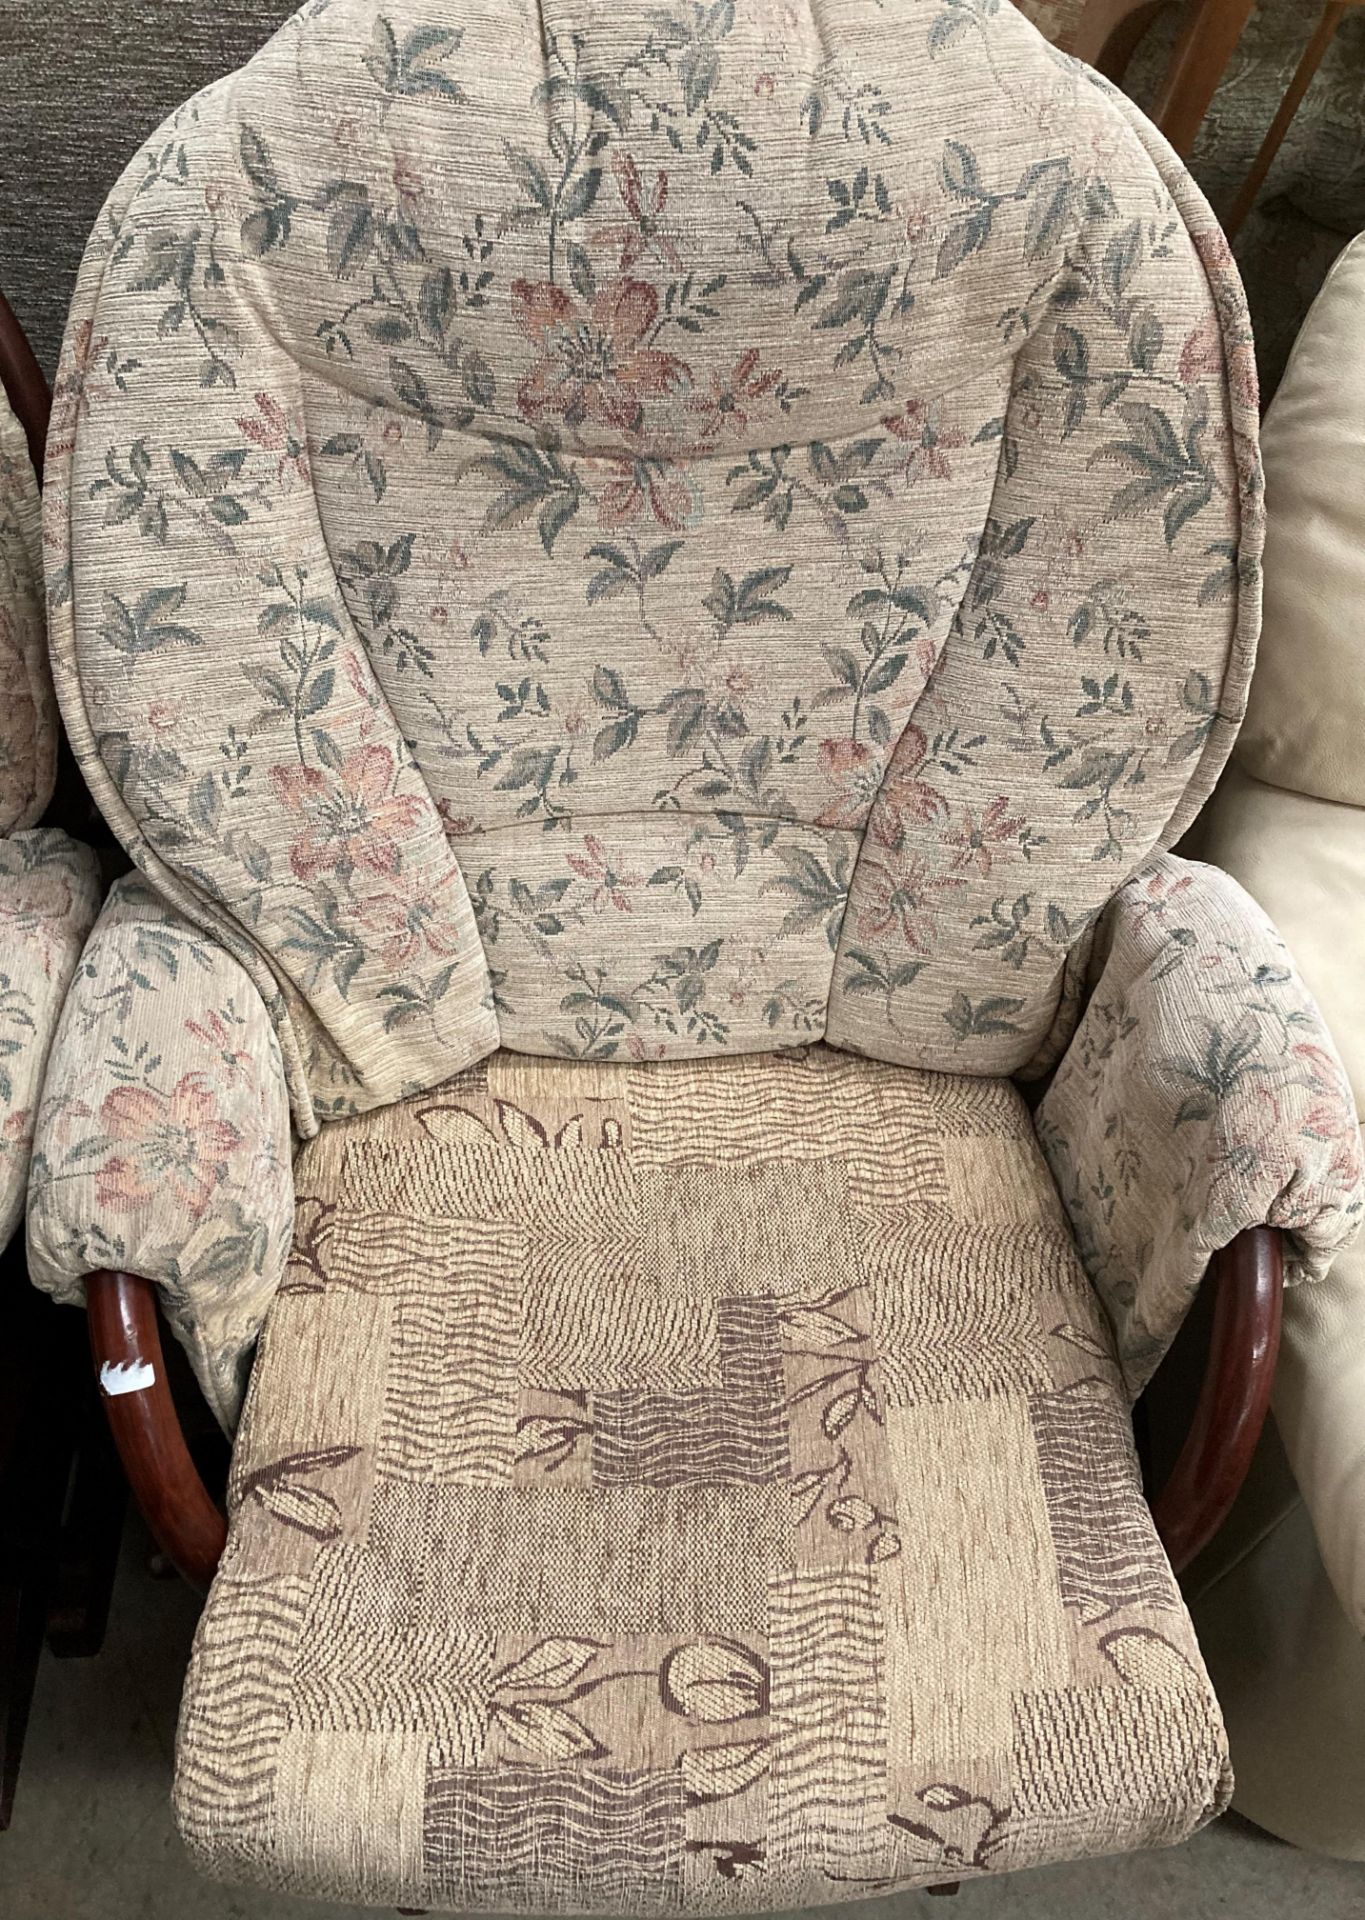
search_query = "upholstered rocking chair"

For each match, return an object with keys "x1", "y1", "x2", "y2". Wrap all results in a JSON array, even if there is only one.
[{"x1": 26, "y1": 0, "x2": 1362, "y2": 1906}]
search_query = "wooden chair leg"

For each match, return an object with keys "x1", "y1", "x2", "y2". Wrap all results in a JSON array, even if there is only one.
[
  {"x1": 1149, "y1": 0, "x2": 1258, "y2": 157},
  {"x1": 1225, "y1": 3, "x2": 1352, "y2": 236}
]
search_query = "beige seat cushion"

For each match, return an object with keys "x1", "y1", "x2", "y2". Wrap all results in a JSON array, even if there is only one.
[{"x1": 176, "y1": 1047, "x2": 1228, "y2": 1910}]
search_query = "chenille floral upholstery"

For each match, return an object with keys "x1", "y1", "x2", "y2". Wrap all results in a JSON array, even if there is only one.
[
  {"x1": 24, "y1": 0, "x2": 1365, "y2": 1908},
  {"x1": 1038, "y1": 851, "x2": 1364, "y2": 1396},
  {"x1": 0, "y1": 382, "x2": 101, "y2": 1246},
  {"x1": 0, "y1": 829, "x2": 102, "y2": 1245},
  {"x1": 27, "y1": 875, "x2": 294, "y2": 1427},
  {"x1": 40, "y1": 0, "x2": 1264, "y2": 1117}
]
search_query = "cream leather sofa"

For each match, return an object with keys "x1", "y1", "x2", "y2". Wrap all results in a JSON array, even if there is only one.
[{"x1": 1188, "y1": 231, "x2": 1365, "y2": 1858}]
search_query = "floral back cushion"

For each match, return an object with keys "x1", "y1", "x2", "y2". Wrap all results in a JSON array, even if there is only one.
[
  {"x1": 46, "y1": 0, "x2": 1260, "y2": 1130},
  {"x1": 0, "y1": 390, "x2": 58, "y2": 834}
]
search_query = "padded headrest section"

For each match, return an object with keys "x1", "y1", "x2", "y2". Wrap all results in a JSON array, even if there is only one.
[{"x1": 47, "y1": 0, "x2": 1260, "y2": 1127}]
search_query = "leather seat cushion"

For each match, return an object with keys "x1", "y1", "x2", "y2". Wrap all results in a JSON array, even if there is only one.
[{"x1": 175, "y1": 1046, "x2": 1229, "y2": 1909}]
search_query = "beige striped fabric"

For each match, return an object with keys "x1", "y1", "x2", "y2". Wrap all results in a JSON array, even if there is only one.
[{"x1": 175, "y1": 1045, "x2": 1229, "y2": 1908}]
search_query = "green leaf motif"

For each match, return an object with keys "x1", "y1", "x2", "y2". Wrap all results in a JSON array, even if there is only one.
[{"x1": 101, "y1": 585, "x2": 204, "y2": 656}]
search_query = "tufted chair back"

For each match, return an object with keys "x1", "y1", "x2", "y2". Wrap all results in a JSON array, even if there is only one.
[{"x1": 46, "y1": 0, "x2": 1260, "y2": 1135}]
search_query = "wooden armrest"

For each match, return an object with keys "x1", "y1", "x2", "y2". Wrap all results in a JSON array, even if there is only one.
[
  {"x1": 85, "y1": 1270, "x2": 226, "y2": 1592},
  {"x1": 1150, "y1": 1226, "x2": 1284, "y2": 1574}
]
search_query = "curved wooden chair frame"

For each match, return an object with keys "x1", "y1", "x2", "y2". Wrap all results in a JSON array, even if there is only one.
[
  {"x1": 0, "y1": 288, "x2": 51, "y2": 479},
  {"x1": 84, "y1": 1226, "x2": 1283, "y2": 1593},
  {"x1": 1071, "y1": 0, "x2": 1257, "y2": 160}
]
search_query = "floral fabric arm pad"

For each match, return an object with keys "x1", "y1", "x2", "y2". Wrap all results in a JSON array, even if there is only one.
[
  {"x1": 0, "y1": 830, "x2": 102, "y2": 1244},
  {"x1": 1036, "y1": 852, "x2": 1365, "y2": 1398},
  {"x1": 27, "y1": 874, "x2": 295, "y2": 1429}
]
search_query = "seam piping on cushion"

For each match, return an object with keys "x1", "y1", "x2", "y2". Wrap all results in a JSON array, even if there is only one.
[
  {"x1": 823, "y1": 79, "x2": 1100, "y2": 1050},
  {"x1": 45, "y1": 79, "x2": 320, "y2": 1138},
  {"x1": 223, "y1": 29, "x2": 505, "y2": 1077},
  {"x1": 1093, "y1": 74, "x2": 1262, "y2": 856}
]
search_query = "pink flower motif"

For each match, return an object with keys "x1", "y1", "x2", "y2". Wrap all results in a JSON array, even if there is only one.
[
  {"x1": 183, "y1": 1009, "x2": 253, "y2": 1082},
  {"x1": 1130, "y1": 866, "x2": 1195, "y2": 931},
  {"x1": 881, "y1": 397, "x2": 964, "y2": 484},
  {"x1": 817, "y1": 744, "x2": 879, "y2": 829},
  {"x1": 341, "y1": 649, "x2": 384, "y2": 728},
  {"x1": 815, "y1": 737, "x2": 879, "y2": 831},
  {"x1": 48, "y1": 321, "x2": 113, "y2": 457},
  {"x1": 1178, "y1": 313, "x2": 1258, "y2": 414},
  {"x1": 437, "y1": 799, "x2": 478, "y2": 841},
  {"x1": 686, "y1": 348, "x2": 783, "y2": 442},
  {"x1": 269, "y1": 744, "x2": 426, "y2": 884},
  {"x1": 904, "y1": 203, "x2": 931, "y2": 245},
  {"x1": 1293, "y1": 1042, "x2": 1364, "y2": 1177},
  {"x1": 591, "y1": 154, "x2": 684, "y2": 273},
  {"x1": 512, "y1": 277, "x2": 689, "y2": 435},
  {"x1": 1, "y1": 1108, "x2": 33, "y2": 1162},
  {"x1": 626, "y1": 1034, "x2": 667, "y2": 1062},
  {"x1": 95, "y1": 1074, "x2": 242, "y2": 1221},
  {"x1": 237, "y1": 391, "x2": 311, "y2": 487},
  {"x1": 856, "y1": 844, "x2": 963, "y2": 954},
  {"x1": 597, "y1": 455, "x2": 697, "y2": 531},
  {"x1": 392, "y1": 153, "x2": 424, "y2": 209},
  {"x1": 820, "y1": 738, "x2": 872, "y2": 778},
  {"x1": 942, "y1": 797, "x2": 1025, "y2": 879},
  {"x1": 867, "y1": 727, "x2": 949, "y2": 838},
  {"x1": 566, "y1": 834, "x2": 644, "y2": 913},
  {"x1": 356, "y1": 868, "x2": 467, "y2": 969}
]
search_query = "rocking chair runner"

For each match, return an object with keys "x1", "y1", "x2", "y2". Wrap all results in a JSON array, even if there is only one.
[{"x1": 24, "y1": 0, "x2": 1362, "y2": 1907}]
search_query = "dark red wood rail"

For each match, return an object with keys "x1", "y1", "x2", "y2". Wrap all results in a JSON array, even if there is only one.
[
  {"x1": 0, "y1": 288, "x2": 51, "y2": 479},
  {"x1": 85, "y1": 1272, "x2": 226, "y2": 1592},
  {"x1": 86, "y1": 1227, "x2": 1284, "y2": 1594},
  {"x1": 1151, "y1": 1226, "x2": 1283, "y2": 1573}
]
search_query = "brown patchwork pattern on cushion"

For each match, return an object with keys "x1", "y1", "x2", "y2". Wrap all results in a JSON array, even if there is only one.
[{"x1": 175, "y1": 1047, "x2": 1229, "y2": 1909}]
